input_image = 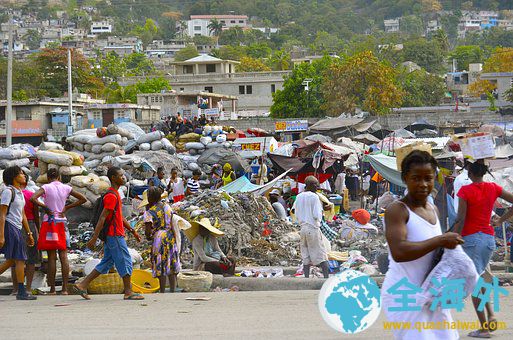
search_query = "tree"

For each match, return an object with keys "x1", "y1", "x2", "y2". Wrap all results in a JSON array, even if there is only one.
[
  {"x1": 98, "y1": 52, "x2": 127, "y2": 82},
  {"x1": 468, "y1": 79, "x2": 496, "y2": 98},
  {"x1": 430, "y1": 29, "x2": 449, "y2": 53},
  {"x1": 271, "y1": 56, "x2": 331, "y2": 118},
  {"x1": 269, "y1": 50, "x2": 291, "y2": 71},
  {"x1": 482, "y1": 48, "x2": 513, "y2": 72},
  {"x1": 322, "y1": 51, "x2": 404, "y2": 116},
  {"x1": 32, "y1": 47, "x2": 104, "y2": 97},
  {"x1": 193, "y1": 35, "x2": 215, "y2": 46},
  {"x1": 218, "y1": 27, "x2": 244, "y2": 46},
  {"x1": 398, "y1": 69, "x2": 446, "y2": 107},
  {"x1": 174, "y1": 45, "x2": 199, "y2": 62},
  {"x1": 400, "y1": 15, "x2": 424, "y2": 36},
  {"x1": 236, "y1": 56, "x2": 271, "y2": 72},
  {"x1": 207, "y1": 19, "x2": 224, "y2": 47},
  {"x1": 505, "y1": 87, "x2": 513, "y2": 103},
  {"x1": 401, "y1": 38, "x2": 446, "y2": 74},
  {"x1": 245, "y1": 43, "x2": 272, "y2": 59},
  {"x1": 123, "y1": 53, "x2": 154, "y2": 76},
  {"x1": 311, "y1": 31, "x2": 341, "y2": 54},
  {"x1": 132, "y1": 18, "x2": 158, "y2": 47},
  {"x1": 210, "y1": 45, "x2": 246, "y2": 61},
  {"x1": 105, "y1": 77, "x2": 171, "y2": 103},
  {"x1": 23, "y1": 29, "x2": 42, "y2": 50},
  {"x1": 448, "y1": 46, "x2": 485, "y2": 71}
]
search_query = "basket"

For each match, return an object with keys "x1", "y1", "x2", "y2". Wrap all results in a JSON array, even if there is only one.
[
  {"x1": 131, "y1": 269, "x2": 160, "y2": 294},
  {"x1": 88, "y1": 273, "x2": 124, "y2": 294},
  {"x1": 395, "y1": 142, "x2": 432, "y2": 171},
  {"x1": 177, "y1": 271, "x2": 213, "y2": 292}
]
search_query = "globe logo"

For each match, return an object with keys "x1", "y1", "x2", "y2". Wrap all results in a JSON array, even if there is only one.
[{"x1": 318, "y1": 269, "x2": 381, "y2": 334}]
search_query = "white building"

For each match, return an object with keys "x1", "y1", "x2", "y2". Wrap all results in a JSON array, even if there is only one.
[
  {"x1": 90, "y1": 21, "x2": 112, "y2": 35},
  {"x1": 384, "y1": 19, "x2": 400, "y2": 33},
  {"x1": 186, "y1": 15, "x2": 250, "y2": 37},
  {"x1": 426, "y1": 20, "x2": 441, "y2": 34}
]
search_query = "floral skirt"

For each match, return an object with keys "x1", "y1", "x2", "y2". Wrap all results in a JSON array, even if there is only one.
[{"x1": 151, "y1": 229, "x2": 181, "y2": 277}]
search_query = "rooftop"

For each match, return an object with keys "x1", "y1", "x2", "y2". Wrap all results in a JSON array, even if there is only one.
[
  {"x1": 190, "y1": 15, "x2": 248, "y2": 20},
  {"x1": 137, "y1": 91, "x2": 238, "y2": 100},
  {"x1": 173, "y1": 54, "x2": 240, "y2": 65}
]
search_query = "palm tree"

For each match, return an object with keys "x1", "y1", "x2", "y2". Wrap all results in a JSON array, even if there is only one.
[
  {"x1": 270, "y1": 50, "x2": 291, "y2": 71},
  {"x1": 208, "y1": 19, "x2": 224, "y2": 47}
]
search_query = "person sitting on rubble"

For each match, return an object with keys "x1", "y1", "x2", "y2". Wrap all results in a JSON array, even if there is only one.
[
  {"x1": 186, "y1": 169, "x2": 202, "y2": 196},
  {"x1": 269, "y1": 189, "x2": 288, "y2": 221},
  {"x1": 141, "y1": 187, "x2": 181, "y2": 293},
  {"x1": 221, "y1": 163, "x2": 236, "y2": 187},
  {"x1": 188, "y1": 218, "x2": 236, "y2": 276},
  {"x1": 210, "y1": 164, "x2": 223, "y2": 189}
]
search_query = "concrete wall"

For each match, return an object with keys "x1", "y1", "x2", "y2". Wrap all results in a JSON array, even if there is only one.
[{"x1": 220, "y1": 117, "x2": 320, "y2": 132}]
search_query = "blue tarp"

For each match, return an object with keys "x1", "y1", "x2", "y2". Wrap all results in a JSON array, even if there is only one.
[{"x1": 221, "y1": 176, "x2": 260, "y2": 193}]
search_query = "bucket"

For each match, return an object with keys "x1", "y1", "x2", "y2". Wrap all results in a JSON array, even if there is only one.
[
  {"x1": 329, "y1": 194, "x2": 343, "y2": 214},
  {"x1": 131, "y1": 269, "x2": 160, "y2": 294}
]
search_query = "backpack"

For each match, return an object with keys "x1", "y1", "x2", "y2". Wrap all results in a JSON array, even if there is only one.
[
  {"x1": 90, "y1": 189, "x2": 119, "y2": 242},
  {"x1": 2, "y1": 186, "x2": 16, "y2": 216}
]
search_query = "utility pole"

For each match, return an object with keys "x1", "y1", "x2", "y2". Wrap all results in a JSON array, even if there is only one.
[
  {"x1": 6, "y1": 12, "x2": 13, "y2": 146},
  {"x1": 67, "y1": 48, "x2": 73, "y2": 136}
]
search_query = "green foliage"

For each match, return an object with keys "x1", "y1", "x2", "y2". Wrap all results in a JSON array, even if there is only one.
[
  {"x1": 448, "y1": 45, "x2": 485, "y2": 71},
  {"x1": 13, "y1": 90, "x2": 29, "y2": 101},
  {"x1": 236, "y1": 56, "x2": 271, "y2": 72},
  {"x1": 505, "y1": 87, "x2": 513, "y2": 103},
  {"x1": 123, "y1": 53, "x2": 154, "y2": 76},
  {"x1": 23, "y1": 29, "x2": 42, "y2": 50},
  {"x1": 105, "y1": 77, "x2": 171, "y2": 104},
  {"x1": 400, "y1": 38, "x2": 447, "y2": 73},
  {"x1": 210, "y1": 45, "x2": 246, "y2": 61},
  {"x1": 398, "y1": 69, "x2": 446, "y2": 107},
  {"x1": 271, "y1": 56, "x2": 331, "y2": 118},
  {"x1": 400, "y1": 15, "x2": 424, "y2": 36},
  {"x1": 193, "y1": 36, "x2": 215, "y2": 46},
  {"x1": 174, "y1": 45, "x2": 199, "y2": 62}
]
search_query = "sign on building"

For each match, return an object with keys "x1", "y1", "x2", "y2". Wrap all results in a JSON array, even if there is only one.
[
  {"x1": 203, "y1": 108, "x2": 220, "y2": 118},
  {"x1": 275, "y1": 120, "x2": 309, "y2": 132}
]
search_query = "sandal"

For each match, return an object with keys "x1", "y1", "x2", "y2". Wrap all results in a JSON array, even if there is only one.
[
  {"x1": 468, "y1": 329, "x2": 491, "y2": 338},
  {"x1": 487, "y1": 318, "x2": 498, "y2": 332},
  {"x1": 124, "y1": 293, "x2": 144, "y2": 300},
  {"x1": 73, "y1": 286, "x2": 91, "y2": 300}
]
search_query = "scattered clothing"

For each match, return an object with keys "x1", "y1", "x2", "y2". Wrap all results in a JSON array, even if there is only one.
[{"x1": 272, "y1": 202, "x2": 288, "y2": 220}]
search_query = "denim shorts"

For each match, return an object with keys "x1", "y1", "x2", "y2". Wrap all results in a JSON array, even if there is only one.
[
  {"x1": 95, "y1": 236, "x2": 133, "y2": 277},
  {"x1": 462, "y1": 232, "x2": 495, "y2": 275}
]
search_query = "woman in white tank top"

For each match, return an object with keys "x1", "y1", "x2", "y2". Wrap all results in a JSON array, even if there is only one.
[{"x1": 382, "y1": 150, "x2": 464, "y2": 339}]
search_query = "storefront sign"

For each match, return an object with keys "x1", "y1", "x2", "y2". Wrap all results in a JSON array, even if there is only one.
[
  {"x1": 12, "y1": 120, "x2": 42, "y2": 137},
  {"x1": 275, "y1": 120, "x2": 309, "y2": 132},
  {"x1": 241, "y1": 143, "x2": 262, "y2": 151},
  {"x1": 203, "y1": 108, "x2": 220, "y2": 118}
]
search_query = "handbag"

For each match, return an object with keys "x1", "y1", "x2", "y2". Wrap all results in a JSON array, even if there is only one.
[{"x1": 37, "y1": 217, "x2": 67, "y2": 250}]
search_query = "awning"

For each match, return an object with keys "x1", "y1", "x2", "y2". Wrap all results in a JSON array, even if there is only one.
[
  {"x1": 366, "y1": 154, "x2": 405, "y2": 187},
  {"x1": 310, "y1": 117, "x2": 364, "y2": 132},
  {"x1": 220, "y1": 170, "x2": 291, "y2": 194}
]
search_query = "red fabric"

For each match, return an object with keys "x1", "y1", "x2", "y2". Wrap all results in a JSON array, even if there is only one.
[
  {"x1": 352, "y1": 209, "x2": 371, "y2": 225},
  {"x1": 37, "y1": 220, "x2": 67, "y2": 250},
  {"x1": 296, "y1": 172, "x2": 332, "y2": 184},
  {"x1": 173, "y1": 195, "x2": 185, "y2": 203},
  {"x1": 22, "y1": 189, "x2": 35, "y2": 221},
  {"x1": 457, "y1": 182, "x2": 502, "y2": 236},
  {"x1": 103, "y1": 188, "x2": 125, "y2": 237}
]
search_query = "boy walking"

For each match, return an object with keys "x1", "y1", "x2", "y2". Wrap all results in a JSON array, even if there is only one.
[{"x1": 75, "y1": 167, "x2": 144, "y2": 300}]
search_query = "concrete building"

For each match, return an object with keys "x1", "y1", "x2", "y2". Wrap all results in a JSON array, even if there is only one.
[
  {"x1": 172, "y1": 54, "x2": 239, "y2": 75},
  {"x1": 426, "y1": 20, "x2": 441, "y2": 34},
  {"x1": 384, "y1": 19, "x2": 400, "y2": 33},
  {"x1": 186, "y1": 15, "x2": 250, "y2": 37},
  {"x1": 100, "y1": 36, "x2": 143, "y2": 56},
  {"x1": 480, "y1": 72, "x2": 513, "y2": 101},
  {"x1": 90, "y1": 21, "x2": 112, "y2": 35},
  {"x1": 83, "y1": 103, "x2": 160, "y2": 129},
  {"x1": 137, "y1": 91, "x2": 237, "y2": 120},
  {"x1": 446, "y1": 63, "x2": 483, "y2": 96}
]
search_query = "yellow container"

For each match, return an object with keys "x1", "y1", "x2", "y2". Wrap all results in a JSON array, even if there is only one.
[
  {"x1": 131, "y1": 269, "x2": 160, "y2": 294},
  {"x1": 88, "y1": 273, "x2": 124, "y2": 294}
]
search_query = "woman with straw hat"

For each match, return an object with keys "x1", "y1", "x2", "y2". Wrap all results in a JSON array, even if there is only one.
[
  {"x1": 185, "y1": 218, "x2": 236, "y2": 276},
  {"x1": 141, "y1": 187, "x2": 181, "y2": 293}
]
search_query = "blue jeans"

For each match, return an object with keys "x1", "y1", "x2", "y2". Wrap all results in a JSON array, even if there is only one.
[
  {"x1": 95, "y1": 236, "x2": 133, "y2": 277},
  {"x1": 462, "y1": 232, "x2": 495, "y2": 275}
]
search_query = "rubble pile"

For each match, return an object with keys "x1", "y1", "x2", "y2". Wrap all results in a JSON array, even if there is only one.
[{"x1": 174, "y1": 190, "x2": 301, "y2": 266}]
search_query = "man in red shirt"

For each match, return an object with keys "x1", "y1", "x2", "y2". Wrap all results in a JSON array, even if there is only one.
[{"x1": 75, "y1": 167, "x2": 144, "y2": 300}]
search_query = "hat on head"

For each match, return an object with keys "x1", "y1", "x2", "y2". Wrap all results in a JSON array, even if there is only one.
[
  {"x1": 138, "y1": 189, "x2": 168, "y2": 209},
  {"x1": 270, "y1": 189, "x2": 281, "y2": 196},
  {"x1": 183, "y1": 217, "x2": 224, "y2": 241},
  {"x1": 352, "y1": 209, "x2": 371, "y2": 225},
  {"x1": 223, "y1": 163, "x2": 232, "y2": 171}
]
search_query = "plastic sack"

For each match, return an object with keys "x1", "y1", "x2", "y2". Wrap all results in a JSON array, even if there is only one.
[
  {"x1": 188, "y1": 162, "x2": 200, "y2": 171},
  {"x1": 137, "y1": 131, "x2": 163, "y2": 145},
  {"x1": 185, "y1": 142, "x2": 205, "y2": 151},
  {"x1": 37, "y1": 151, "x2": 73, "y2": 167},
  {"x1": 216, "y1": 134, "x2": 227, "y2": 143},
  {"x1": 84, "y1": 160, "x2": 100, "y2": 169},
  {"x1": 107, "y1": 124, "x2": 134, "y2": 139},
  {"x1": 417, "y1": 246, "x2": 478, "y2": 308},
  {"x1": 101, "y1": 143, "x2": 119, "y2": 153},
  {"x1": 68, "y1": 134, "x2": 94, "y2": 144},
  {"x1": 38, "y1": 142, "x2": 63, "y2": 151},
  {"x1": 151, "y1": 140, "x2": 163, "y2": 151},
  {"x1": 71, "y1": 142, "x2": 84, "y2": 151},
  {"x1": 139, "y1": 143, "x2": 151, "y2": 151},
  {"x1": 0, "y1": 158, "x2": 30, "y2": 169},
  {"x1": 84, "y1": 144, "x2": 93, "y2": 152},
  {"x1": 60, "y1": 166, "x2": 87, "y2": 176},
  {"x1": 160, "y1": 138, "x2": 176, "y2": 154},
  {"x1": 118, "y1": 122, "x2": 145, "y2": 141},
  {"x1": 88, "y1": 134, "x2": 122, "y2": 146},
  {"x1": 206, "y1": 142, "x2": 224, "y2": 149},
  {"x1": 48, "y1": 150, "x2": 84, "y2": 166},
  {"x1": 90, "y1": 180, "x2": 110, "y2": 195},
  {"x1": 71, "y1": 175, "x2": 94, "y2": 188},
  {"x1": 0, "y1": 149, "x2": 31, "y2": 160},
  {"x1": 200, "y1": 136, "x2": 212, "y2": 146}
]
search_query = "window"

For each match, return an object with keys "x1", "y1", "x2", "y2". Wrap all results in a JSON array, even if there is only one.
[
  {"x1": 151, "y1": 112, "x2": 157, "y2": 121},
  {"x1": 183, "y1": 65, "x2": 193, "y2": 74},
  {"x1": 230, "y1": 20, "x2": 236, "y2": 24},
  {"x1": 220, "y1": 20, "x2": 225, "y2": 24},
  {"x1": 92, "y1": 111, "x2": 101, "y2": 120},
  {"x1": 204, "y1": 86, "x2": 213, "y2": 93},
  {"x1": 180, "y1": 88, "x2": 185, "y2": 91},
  {"x1": 239, "y1": 85, "x2": 245, "y2": 95},
  {"x1": 271, "y1": 84, "x2": 276, "y2": 93},
  {"x1": 16, "y1": 107, "x2": 31, "y2": 120},
  {"x1": 194, "y1": 25, "x2": 202, "y2": 31},
  {"x1": 239, "y1": 20, "x2": 244, "y2": 23},
  {"x1": 206, "y1": 64, "x2": 216, "y2": 73},
  {"x1": 135, "y1": 109, "x2": 142, "y2": 121},
  {"x1": 246, "y1": 85, "x2": 253, "y2": 94}
]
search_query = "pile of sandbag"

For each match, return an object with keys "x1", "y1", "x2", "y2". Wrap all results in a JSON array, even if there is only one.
[
  {"x1": 136, "y1": 130, "x2": 175, "y2": 154},
  {"x1": 66, "y1": 124, "x2": 134, "y2": 168},
  {"x1": 0, "y1": 146, "x2": 32, "y2": 170},
  {"x1": 173, "y1": 132, "x2": 201, "y2": 154},
  {"x1": 36, "y1": 146, "x2": 87, "y2": 187},
  {"x1": 69, "y1": 173, "x2": 113, "y2": 209}
]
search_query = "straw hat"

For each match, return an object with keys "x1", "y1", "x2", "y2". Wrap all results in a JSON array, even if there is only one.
[
  {"x1": 183, "y1": 218, "x2": 224, "y2": 241},
  {"x1": 138, "y1": 189, "x2": 169, "y2": 209}
]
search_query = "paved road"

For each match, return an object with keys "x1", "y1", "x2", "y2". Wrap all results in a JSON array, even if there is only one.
[{"x1": 1, "y1": 289, "x2": 512, "y2": 339}]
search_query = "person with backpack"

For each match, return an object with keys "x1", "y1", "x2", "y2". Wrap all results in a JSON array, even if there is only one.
[
  {"x1": 31, "y1": 168, "x2": 87, "y2": 295},
  {"x1": 74, "y1": 167, "x2": 144, "y2": 300},
  {"x1": 0, "y1": 166, "x2": 37, "y2": 300}
]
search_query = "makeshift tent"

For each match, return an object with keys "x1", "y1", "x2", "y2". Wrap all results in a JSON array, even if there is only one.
[
  {"x1": 220, "y1": 169, "x2": 291, "y2": 194},
  {"x1": 366, "y1": 154, "x2": 405, "y2": 187},
  {"x1": 197, "y1": 148, "x2": 250, "y2": 173},
  {"x1": 352, "y1": 133, "x2": 380, "y2": 145},
  {"x1": 304, "y1": 134, "x2": 332, "y2": 143},
  {"x1": 268, "y1": 154, "x2": 334, "y2": 184},
  {"x1": 479, "y1": 124, "x2": 504, "y2": 137},
  {"x1": 405, "y1": 118, "x2": 437, "y2": 132}
]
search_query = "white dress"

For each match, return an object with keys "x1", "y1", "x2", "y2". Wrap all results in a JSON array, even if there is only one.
[{"x1": 382, "y1": 203, "x2": 459, "y2": 340}]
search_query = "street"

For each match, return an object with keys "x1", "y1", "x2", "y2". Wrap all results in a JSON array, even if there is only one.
[{"x1": 1, "y1": 288, "x2": 512, "y2": 339}]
